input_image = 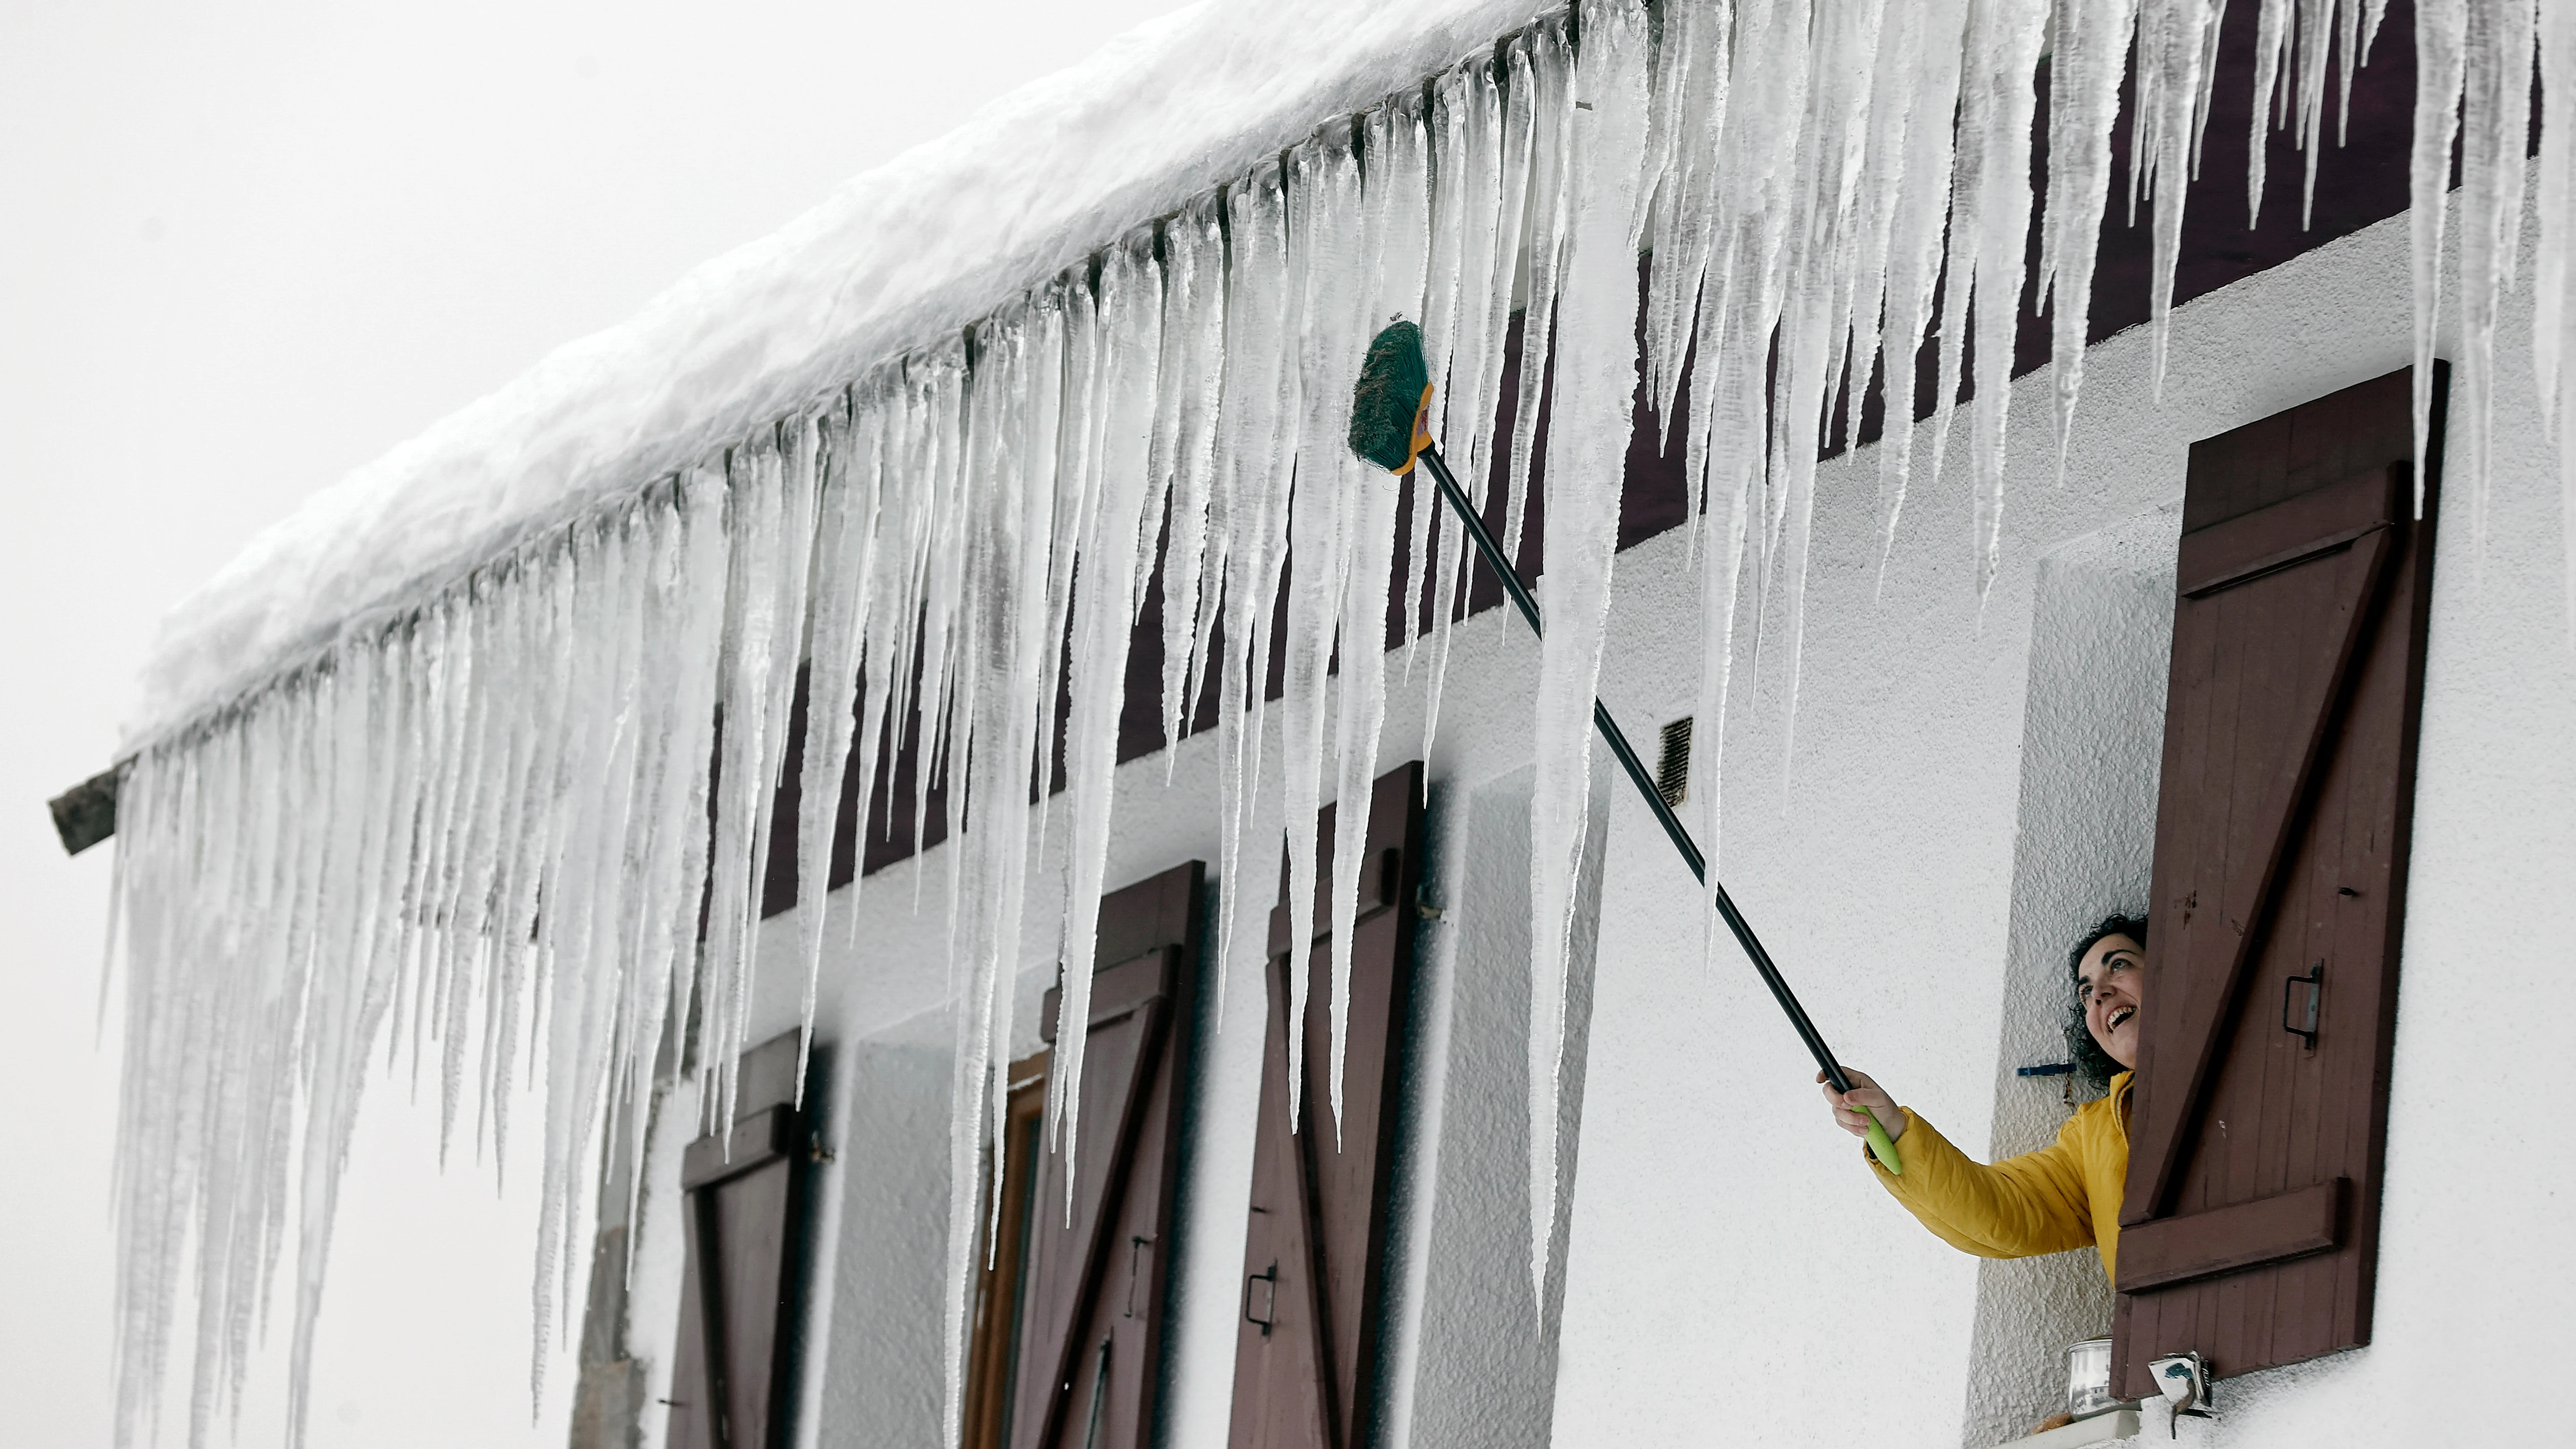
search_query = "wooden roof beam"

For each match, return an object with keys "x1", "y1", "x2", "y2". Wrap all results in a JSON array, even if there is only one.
[{"x1": 48, "y1": 767, "x2": 119, "y2": 856}]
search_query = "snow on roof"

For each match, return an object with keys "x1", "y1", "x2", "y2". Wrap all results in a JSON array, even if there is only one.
[{"x1": 130, "y1": 0, "x2": 1543, "y2": 748}]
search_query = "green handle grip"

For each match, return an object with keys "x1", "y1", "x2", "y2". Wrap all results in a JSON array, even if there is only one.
[{"x1": 1863, "y1": 1109, "x2": 1902, "y2": 1176}]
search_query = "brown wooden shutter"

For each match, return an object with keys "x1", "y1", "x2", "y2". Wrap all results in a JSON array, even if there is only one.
[
  {"x1": 667, "y1": 1032, "x2": 811, "y2": 1449},
  {"x1": 1007, "y1": 860, "x2": 1206, "y2": 1449},
  {"x1": 2112, "y1": 366, "x2": 2441, "y2": 1397},
  {"x1": 1231, "y1": 761, "x2": 1427, "y2": 1449}
]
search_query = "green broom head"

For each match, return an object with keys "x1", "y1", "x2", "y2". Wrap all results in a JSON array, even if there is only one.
[{"x1": 1349, "y1": 321, "x2": 1435, "y2": 474}]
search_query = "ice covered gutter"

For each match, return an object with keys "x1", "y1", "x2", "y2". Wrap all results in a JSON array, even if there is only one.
[{"x1": 102, "y1": 2, "x2": 2576, "y2": 1447}]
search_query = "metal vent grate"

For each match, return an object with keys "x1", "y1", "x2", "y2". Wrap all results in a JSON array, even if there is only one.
[{"x1": 1655, "y1": 716, "x2": 1692, "y2": 809}]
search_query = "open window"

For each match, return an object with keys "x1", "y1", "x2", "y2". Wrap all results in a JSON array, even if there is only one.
[
  {"x1": 2113, "y1": 365, "x2": 2441, "y2": 1394},
  {"x1": 1230, "y1": 761, "x2": 1427, "y2": 1449}
]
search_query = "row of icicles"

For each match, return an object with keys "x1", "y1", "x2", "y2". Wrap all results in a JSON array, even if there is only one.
[{"x1": 105, "y1": 1, "x2": 2576, "y2": 1446}]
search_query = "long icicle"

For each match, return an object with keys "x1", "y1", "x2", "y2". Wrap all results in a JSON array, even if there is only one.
[{"x1": 1525, "y1": 0, "x2": 1651, "y2": 1305}]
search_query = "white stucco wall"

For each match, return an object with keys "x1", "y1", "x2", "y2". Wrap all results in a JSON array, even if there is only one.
[
  {"x1": 1546, "y1": 197, "x2": 2574, "y2": 1449},
  {"x1": 614, "y1": 186, "x2": 2575, "y2": 1449}
]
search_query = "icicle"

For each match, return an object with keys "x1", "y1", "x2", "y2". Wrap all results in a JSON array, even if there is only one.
[
  {"x1": 1689, "y1": 233, "x2": 1769, "y2": 886},
  {"x1": 1050, "y1": 228, "x2": 1164, "y2": 1208},
  {"x1": 2299, "y1": 1, "x2": 2374, "y2": 229},
  {"x1": 1419, "y1": 56, "x2": 1514, "y2": 778},
  {"x1": 1212, "y1": 159, "x2": 1297, "y2": 1024},
  {"x1": 838, "y1": 382, "x2": 907, "y2": 965},
  {"x1": 698, "y1": 447, "x2": 780, "y2": 1131},
  {"x1": 1377, "y1": 94, "x2": 1436, "y2": 676},
  {"x1": 1765, "y1": 0, "x2": 1882, "y2": 783},
  {"x1": 2249, "y1": 0, "x2": 2296, "y2": 227},
  {"x1": 1525, "y1": 0, "x2": 1651, "y2": 1306},
  {"x1": 906, "y1": 348, "x2": 972, "y2": 925},
  {"x1": 2452, "y1": 0, "x2": 2536, "y2": 577},
  {"x1": 1960, "y1": 0, "x2": 2050, "y2": 601},
  {"x1": 1502, "y1": 23, "x2": 1578, "y2": 564},
  {"x1": 418, "y1": 590, "x2": 484, "y2": 1154},
  {"x1": 1278, "y1": 128, "x2": 1362, "y2": 1132},
  {"x1": 1680, "y1": 0, "x2": 1812, "y2": 886},
  {"x1": 937, "y1": 297, "x2": 1063, "y2": 1449},
  {"x1": 2041, "y1": 0, "x2": 2143, "y2": 479},
  {"x1": 611, "y1": 482, "x2": 721, "y2": 1262},
  {"x1": 2134, "y1": 0, "x2": 2226, "y2": 398},
  {"x1": 795, "y1": 396, "x2": 878, "y2": 1096},
  {"x1": 1161, "y1": 196, "x2": 1229, "y2": 773},
  {"x1": 1873, "y1": 0, "x2": 1969, "y2": 592},
  {"x1": 1031, "y1": 276, "x2": 1100, "y2": 865},
  {"x1": 1462, "y1": 56, "x2": 1524, "y2": 507},
  {"x1": 480, "y1": 543, "x2": 575, "y2": 1178},
  {"x1": 629, "y1": 471, "x2": 731, "y2": 1247},
  {"x1": 1423, "y1": 66, "x2": 1475, "y2": 482},
  {"x1": 929, "y1": 351, "x2": 986, "y2": 954},
  {"x1": 1839, "y1": 0, "x2": 1924, "y2": 472},
  {"x1": 533, "y1": 510, "x2": 662, "y2": 1395},
  {"x1": 1641, "y1": 0, "x2": 1730, "y2": 440},
  {"x1": 1320, "y1": 95, "x2": 1431, "y2": 1138},
  {"x1": 2412, "y1": 0, "x2": 2468, "y2": 520}
]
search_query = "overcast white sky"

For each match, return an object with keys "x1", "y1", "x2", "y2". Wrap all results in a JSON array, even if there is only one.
[{"x1": 0, "y1": 2, "x2": 1184, "y2": 1441}]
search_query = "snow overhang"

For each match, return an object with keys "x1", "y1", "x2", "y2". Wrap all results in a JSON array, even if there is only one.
[{"x1": 124, "y1": 0, "x2": 1552, "y2": 751}]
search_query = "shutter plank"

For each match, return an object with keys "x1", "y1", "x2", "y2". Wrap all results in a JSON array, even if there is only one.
[
  {"x1": 1230, "y1": 762, "x2": 1424, "y2": 1449},
  {"x1": 1004, "y1": 860, "x2": 1206, "y2": 1449},
  {"x1": 715, "y1": 1158, "x2": 799, "y2": 1449},
  {"x1": 1307, "y1": 905, "x2": 1407, "y2": 1435},
  {"x1": 1231, "y1": 950, "x2": 1338, "y2": 1449},
  {"x1": 2119, "y1": 1180, "x2": 2344, "y2": 1292},
  {"x1": 664, "y1": 1033, "x2": 810, "y2": 1449},
  {"x1": 1013, "y1": 955, "x2": 1171, "y2": 1449},
  {"x1": 668, "y1": 1212, "x2": 716, "y2": 1449}
]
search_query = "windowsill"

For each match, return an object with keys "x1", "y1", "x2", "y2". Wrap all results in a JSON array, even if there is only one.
[{"x1": 1992, "y1": 1408, "x2": 2141, "y2": 1448}]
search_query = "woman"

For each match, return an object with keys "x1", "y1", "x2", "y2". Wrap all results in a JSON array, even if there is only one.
[{"x1": 1819, "y1": 915, "x2": 2145, "y2": 1282}]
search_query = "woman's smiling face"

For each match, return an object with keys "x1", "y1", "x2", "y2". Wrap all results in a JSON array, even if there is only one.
[{"x1": 2078, "y1": 934, "x2": 2146, "y2": 1069}]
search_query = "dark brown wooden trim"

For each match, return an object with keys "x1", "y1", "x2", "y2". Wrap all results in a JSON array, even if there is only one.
[
  {"x1": 1041, "y1": 949, "x2": 1178, "y2": 1046},
  {"x1": 2118, "y1": 1179, "x2": 2347, "y2": 1293},
  {"x1": 682, "y1": 1105, "x2": 801, "y2": 1192},
  {"x1": 48, "y1": 766, "x2": 121, "y2": 857},
  {"x1": 2175, "y1": 464, "x2": 2404, "y2": 598},
  {"x1": 964, "y1": 1053, "x2": 1050, "y2": 1449}
]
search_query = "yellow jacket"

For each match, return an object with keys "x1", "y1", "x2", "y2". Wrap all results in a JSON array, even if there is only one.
[{"x1": 1868, "y1": 1072, "x2": 2133, "y2": 1282}]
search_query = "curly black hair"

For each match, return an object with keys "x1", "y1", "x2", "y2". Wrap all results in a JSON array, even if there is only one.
[{"x1": 2064, "y1": 914, "x2": 2147, "y2": 1093}]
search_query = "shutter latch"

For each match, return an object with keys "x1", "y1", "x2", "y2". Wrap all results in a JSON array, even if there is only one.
[
  {"x1": 1244, "y1": 1264, "x2": 1277, "y2": 1335},
  {"x1": 2282, "y1": 961, "x2": 2324, "y2": 1049},
  {"x1": 1124, "y1": 1235, "x2": 1154, "y2": 1318}
]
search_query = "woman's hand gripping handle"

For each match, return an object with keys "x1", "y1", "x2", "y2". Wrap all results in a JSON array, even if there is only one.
[{"x1": 1819, "y1": 1068, "x2": 1908, "y2": 1175}]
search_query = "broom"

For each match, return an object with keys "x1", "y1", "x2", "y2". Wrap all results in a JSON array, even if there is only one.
[{"x1": 1349, "y1": 320, "x2": 1901, "y2": 1175}]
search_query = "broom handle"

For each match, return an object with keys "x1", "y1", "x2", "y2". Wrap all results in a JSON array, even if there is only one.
[{"x1": 1417, "y1": 446, "x2": 1901, "y2": 1172}]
